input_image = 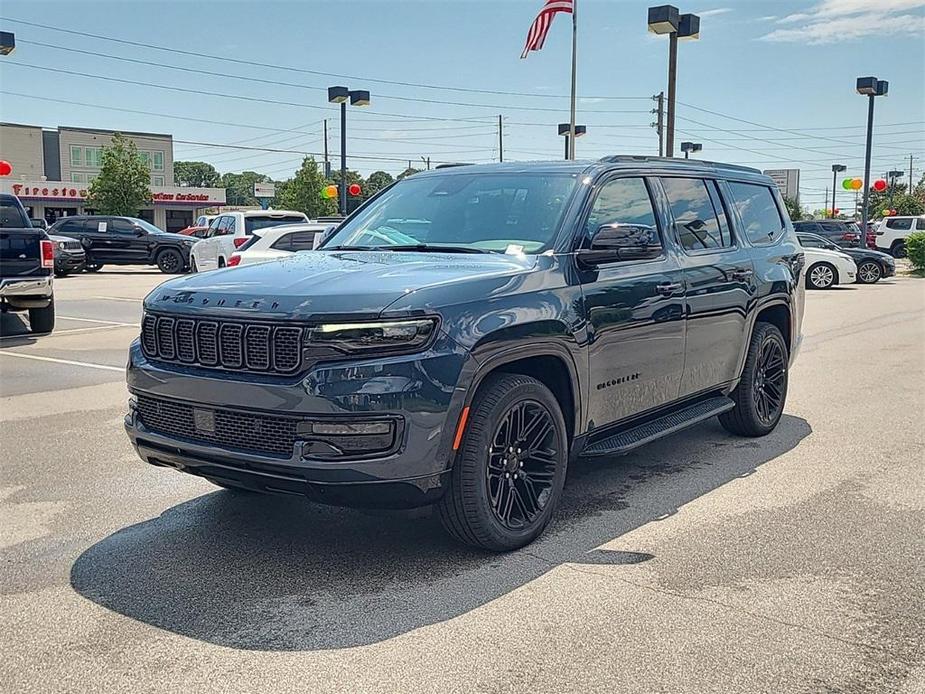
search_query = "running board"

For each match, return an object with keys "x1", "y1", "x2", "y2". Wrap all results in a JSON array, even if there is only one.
[{"x1": 580, "y1": 396, "x2": 735, "y2": 458}]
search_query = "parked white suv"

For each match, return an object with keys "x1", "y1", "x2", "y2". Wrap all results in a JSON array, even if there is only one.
[
  {"x1": 874, "y1": 215, "x2": 925, "y2": 258},
  {"x1": 227, "y1": 223, "x2": 331, "y2": 267},
  {"x1": 190, "y1": 210, "x2": 308, "y2": 271}
]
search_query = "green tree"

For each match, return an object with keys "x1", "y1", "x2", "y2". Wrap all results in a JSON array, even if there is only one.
[
  {"x1": 85, "y1": 133, "x2": 151, "y2": 216},
  {"x1": 277, "y1": 157, "x2": 337, "y2": 218},
  {"x1": 221, "y1": 171, "x2": 271, "y2": 206},
  {"x1": 174, "y1": 161, "x2": 221, "y2": 187},
  {"x1": 397, "y1": 167, "x2": 421, "y2": 180},
  {"x1": 365, "y1": 170, "x2": 395, "y2": 198},
  {"x1": 782, "y1": 196, "x2": 803, "y2": 221}
]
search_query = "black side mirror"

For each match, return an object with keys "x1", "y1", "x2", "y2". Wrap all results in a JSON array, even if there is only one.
[
  {"x1": 133, "y1": 227, "x2": 146, "y2": 237},
  {"x1": 578, "y1": 223, "x2": 662, "y2": 267}
]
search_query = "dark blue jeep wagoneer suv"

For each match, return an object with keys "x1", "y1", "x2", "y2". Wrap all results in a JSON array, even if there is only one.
[{"x1": 125, "y1": 157, "x2": 804, "y2": 550}]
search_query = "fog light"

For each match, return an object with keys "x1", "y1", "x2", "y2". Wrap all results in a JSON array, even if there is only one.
[
  {"x1": 310, "y1": 421, "x2": 391, "y2": 436},
  {"x1": 297, "y1": 418, "x2": 400, "y2": 458}
]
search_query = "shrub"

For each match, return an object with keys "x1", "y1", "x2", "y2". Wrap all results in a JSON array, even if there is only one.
[{"x1": 906, "y1": 231, "x2": 925, "y2": 271}]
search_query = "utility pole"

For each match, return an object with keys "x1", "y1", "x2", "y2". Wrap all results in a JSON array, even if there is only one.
[
  {"x1": 911, "y1": 154, "x2": 916, "y2": 194},
  {"x1": 498, "y1": 114, "x2": 504, "y2": 163},
  {"x1": 421, "y1": 156, "x2": 431, "y2": 170},
  {"x1": 322, "y1": 119, "x2": 330, "y2": 178},
  {"x1": 651, "y1": 92, "x2": 665, "y2": 157}
]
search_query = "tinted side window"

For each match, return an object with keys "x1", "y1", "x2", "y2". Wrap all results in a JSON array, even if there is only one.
[
  {"x1": 584, "y1": 177, "x2": 661, "y2": 247},
  {"x1": 57, "y1": 219, "x2": 85, "y2": 234},
  {"x1": 726, "y1": 182, "x2": 784, "y2": 246},
  {"x1": 660, "y1": 177, "x2": 729, "y2": 251},
  {"x1": 798, "y1": 235, "x2": 825, "y2": 248},
  {"x1": 109, "y1": 219, "x2": 136, "y2": 234},
  {"x1": 287, "y1": 231, "x2": 319, "y2": 251},
  {"x1": 886, "y1": 218, "x2": 913, "y2": 230},
  {"x1": 916, "y1": 218, "x2": 925, "y2": 231}
]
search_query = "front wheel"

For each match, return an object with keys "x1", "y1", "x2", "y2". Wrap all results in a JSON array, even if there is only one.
[
  {"x1": 806, "y1": 262, "x2": 836, "y2": 289},
  {"x1": 720, "y1": 322, "x2": 788, "y2": 437},
  {"x1": 438, "y1": 373, "x2": 568, "y2": 552},
  {"x1": 856, "y1": 261, "x2": 882, "y2": 284},
  {"x1": 28, "y1": 298, "x2": 55, "y2": 334},
  {"x1": 84, "y1": 262, "x2": 104, "y2": 273},
  {"x1": 156, "y1": 248, "x2": 184, "y2": 274}
]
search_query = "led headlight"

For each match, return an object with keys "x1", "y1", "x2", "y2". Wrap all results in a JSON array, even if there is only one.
[{"x1": 309, "y1": 318, "x2": 437, "y2": 355}]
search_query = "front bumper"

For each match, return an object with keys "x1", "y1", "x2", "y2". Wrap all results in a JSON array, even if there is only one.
[
  {"x1": 882, "y1": 262, "x2": 896, "y2": 278},
  {"x1": 55, "y1": 253, "x2": 86, "y2": 273},
  {"x1": 125, "y1": 334, "x2": 475, "y2": 507}
]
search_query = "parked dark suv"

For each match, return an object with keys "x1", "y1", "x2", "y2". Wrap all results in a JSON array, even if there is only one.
[
  {"x1": 792, "y1": 219, "x2": 861, "y2": 247},
  {"x1": 125, "y1": 157, "x2": 805, "y2": 550},
  {"x1": 47, "y1": 216, "x2": 197, "y2": 273}
]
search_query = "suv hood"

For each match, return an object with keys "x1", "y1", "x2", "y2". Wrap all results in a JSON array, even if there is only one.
[{"x1": 145, "y1": 250, "x2": 537, "y2": 320}]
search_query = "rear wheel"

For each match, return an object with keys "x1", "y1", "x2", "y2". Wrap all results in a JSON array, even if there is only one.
[
  {"x1": 217, "y1": 257, "x2": 226, "y2": 268},
  {"x1": 856, "y1": 261, "x2": 882, "y2": 284},
  {"x1": 806, "y1": 262, "x2": 836, "y2": 289},
  {"x1": 720, "y1": 322, "x2": 788, "y2": 437},
  {"x1": 54, "y1": 271, "x2": 68, "y2": 278},
  {"x1": 156, "y1": 248, "x2": 184, "y2": 274},
  {"x1": 438, "y1": 373, "x2": 568, "y2": 552},
  {"x1": 890, "y1": 241, "x2": 906, "y2": 259},
  {"x1": 28, "y1": 298, "x2": 55, "y2": 334}
]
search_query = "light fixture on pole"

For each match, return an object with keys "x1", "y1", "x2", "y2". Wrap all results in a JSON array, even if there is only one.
[
  {"x1": 648, "y1": 6, "x2": 700, "y2": 158},
  {"x1": 328, "y1": 86, "x2": 370, "y2": 216},
  {"x1": 680, "y1": 141, "x2": 702, "y2": 159},
  {"x1": 856, "y1": 76, "x2": 888, "y2": 234},
  {"x1": 0, "y1": 31, "x2": 15, "y2": 56},
  {"x1": 558, "y1": 123, "x2": 586, "y2": 160},
  {"x1": 830, "y1": 164, "x2": 846, "y2": 218},
  {"x1": 886, "y1": 169, "x2": 905, "y2": 208}
]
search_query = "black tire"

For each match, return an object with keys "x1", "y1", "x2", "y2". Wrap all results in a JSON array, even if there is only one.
[
  {"x1": 84, "y1": 262, "x2": 104, "y2": 273},
  {"x1": 54, "y1": 271, "x2": 68, "y2": 278},
  {"x1": 190, "y1": 256, "x2": 198, "y2": 273},
  {"x1": 806, "y1": 262, "x2": 836, "y2": 289},
  {"x1": 719, "y1": 322, "x2": 788, "y2": 437},
  {"x1": 438, "y1": 373, "x2": 568, "y2": 552},
  {"x1": 217, "y1": 257, "x2": 226, "y2": 269},
  {"x1": 856, "y1": 260, "x2": 882, "y2": 284},
  {"x1": 28, "y1": 298, "x2": 55, "y2": 334},
  {"x1": 156, "y1": 248, "x2": 184, "y2": 274},
  {"x1": 890, "y1": 241, "x2": 906, "y2": 259}
]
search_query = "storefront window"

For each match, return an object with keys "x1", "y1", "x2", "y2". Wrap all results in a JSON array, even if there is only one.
[
  {"x1": 152, "y1": 151, "x2": 164, "y2": 171},
  {"x1": 70, "y1": 145, "x2": 82, "y2": 166},
  {"x1": 71, "y1": 173, "x2": 84, "y2": 183},
  {"x1": 139, "y1": 151, "x2": 152, "y2": 169},
  {"x1": 152, "y1": 175, "x2": 165, "y2": 186}
]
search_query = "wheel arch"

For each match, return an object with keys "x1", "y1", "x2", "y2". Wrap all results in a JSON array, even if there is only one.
[{"x1": 734, "y1": 297, "x2": 793, "y2": 380}]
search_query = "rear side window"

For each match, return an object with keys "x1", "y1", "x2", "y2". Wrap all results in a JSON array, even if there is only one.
[
  {"x1": 660, "y1": 177, "x2": 732, "y2": 251},
  {"x1": 726, "y1": 182, "x2": 784, "y2": 246},
  {"x1": 886, "y1": 218, "x2": 913, "y2": 230},
  {"x1": 916, "y1": 218, "x2": 925, "y2": 231},
  {"x1": 244, "y1": 215, "x2": 307, "y2": 235}
]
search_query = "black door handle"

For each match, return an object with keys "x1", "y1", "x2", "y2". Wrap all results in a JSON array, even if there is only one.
[
  {"x1": 731, "y1": 268, "x2": 753, "y2": 281},
  {"x1": 655, "y1": 281, "x2": 682, "y2": 296}
]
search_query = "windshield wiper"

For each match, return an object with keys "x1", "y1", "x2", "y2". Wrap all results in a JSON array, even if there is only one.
[{"x1": 325, "y1": 244, "x2": 489, "y2": 254}]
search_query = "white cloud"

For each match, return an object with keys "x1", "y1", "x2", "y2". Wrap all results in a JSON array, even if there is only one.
[
  {"x1": 696, "y1": 7, "x2": 733, "y2": 17},
  {"x1": 757, "y1": 15, "x2": 778, "y2": 21},
  {"x1": 761, "y1": 0, "x2": 925, "y2": 42}
]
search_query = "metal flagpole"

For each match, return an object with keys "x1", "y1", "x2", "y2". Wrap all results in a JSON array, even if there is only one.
[{"x1": 568, "y1": 0, "x2": 577, "y2": 160}]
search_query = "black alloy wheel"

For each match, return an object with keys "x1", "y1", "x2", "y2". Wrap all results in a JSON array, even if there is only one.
[
  {"x1": 438, "y1": 373, "x2": 568, "y2": 551},
  {"x1": 856, "y1": 261, "x2": 882, "y2": 284},
  {"x1": 486, "y1": 400, "x2": 558, "y2": 531},
  {"x1": 720, "y1": 322, "x2": 788, "y2": 437},
  {"x1": 156, "y1": 248, "x2": 183, "y2": 274}
]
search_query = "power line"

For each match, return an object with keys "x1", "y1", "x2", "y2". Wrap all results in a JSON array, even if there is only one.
[{"x1": 1, "y1": 16, "x2": 650, "y2": 101}]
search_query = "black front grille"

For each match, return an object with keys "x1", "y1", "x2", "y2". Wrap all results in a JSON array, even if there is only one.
[
  {"x1": 141, "y1": 313, "x2": 304, "y2": 374},
  {"x1": 136, "y1": 395, "x2": 297, "y2": 458}
]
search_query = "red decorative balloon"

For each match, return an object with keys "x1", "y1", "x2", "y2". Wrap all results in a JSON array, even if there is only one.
[
  {"x1": 348, "y1": 183, "x2": 362, "y2": 197},
  {"x1": 872, "y1": 179, "x2": 887, "y2": 192},
  {"x1": 0, "y1": 160, "x2": 12, "y2": 176}
]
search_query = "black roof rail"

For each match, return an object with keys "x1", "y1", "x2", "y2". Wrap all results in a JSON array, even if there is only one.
[
  {"x1": 434, "y1": 163, "x2": 474, "y2": 169},
  {"x1": 597, "y1": 155, "x2": 761, "y2": 174}
]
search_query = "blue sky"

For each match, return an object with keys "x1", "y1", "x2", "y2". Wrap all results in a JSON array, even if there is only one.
[{"x1": 1, "y1": 0, "x2": 923, "y2": 209}]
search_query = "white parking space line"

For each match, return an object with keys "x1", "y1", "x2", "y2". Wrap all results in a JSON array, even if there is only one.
[
  {"x1": 0, "y1": 351, "x2": 124, "y2": 372},
  {"x1": 0, "y1": 325, "x2": 128, "y2": 341},
  {"x1": 92, "y1": 296, "x2": 144, "y2": 303},
  {"x1": 58, "y1": 316, "x2": 140, "y2": 327}
]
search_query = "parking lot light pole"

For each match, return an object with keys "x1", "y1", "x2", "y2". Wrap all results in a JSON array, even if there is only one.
[
  {"x1": 648, "y1": 6, "x2": 699, "y2": 158},
  {"x1": 681, "y1": 141, "x2": 701, "y2": 159},
  {"x1": 830, "y1": 164, "x2": 846, "y2": 218},
  {"x1": 856, "y1": 76, "x2": 888, "y2": 233},
  {"x1": 558, "y1": 123, "x2": 586, "y2": 160},
  {"x1": 887, "y1": 169, "x2": 905, "y2": 207},
  {"x1": 328, "y1": 86, "x2": 370, "y2": 216}
]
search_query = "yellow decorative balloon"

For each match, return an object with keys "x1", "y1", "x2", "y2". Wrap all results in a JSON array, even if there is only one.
[{"x1": 850, "y1": 178, "x2": 863, "y2": 191}]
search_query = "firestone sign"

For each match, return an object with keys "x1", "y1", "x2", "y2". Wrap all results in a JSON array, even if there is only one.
[
  {"x1": 10, "y1": 183, "x2": 87, "y2": 199},
  {"x1": 1, "y1": 180, "x2": 226, "y2": 206}
]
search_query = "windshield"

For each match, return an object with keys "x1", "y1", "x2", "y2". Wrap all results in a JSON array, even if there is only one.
[
  {"x1": 324, "y1": 172, "x2": 578, "y2": 253},
  {"x1": 133, "y1": 219, "x2": 164, "y2": 234}
]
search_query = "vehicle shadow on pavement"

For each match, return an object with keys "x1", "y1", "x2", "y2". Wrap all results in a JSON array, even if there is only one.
[
  {"x1": 0, "y1": 312, "x2": 35, "y2": 345},
  {"x1": 71, "y1": 415, "x2": 811, "y2": 651}
]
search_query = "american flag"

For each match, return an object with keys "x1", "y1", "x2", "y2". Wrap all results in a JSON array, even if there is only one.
[{"x1": 520, "y1": 0, "x2": 574, "y2": 59}]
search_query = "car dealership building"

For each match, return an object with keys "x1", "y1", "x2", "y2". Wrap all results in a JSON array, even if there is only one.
[{"x1": 0, "y1": 122, "x2": 225, "y2": 232}]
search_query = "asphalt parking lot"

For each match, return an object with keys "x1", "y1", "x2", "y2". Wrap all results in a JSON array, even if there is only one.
[{"x1": 1, "y1": 267, "x2": 923, "y2": 693}]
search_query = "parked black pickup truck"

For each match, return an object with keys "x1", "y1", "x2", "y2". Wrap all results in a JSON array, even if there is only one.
[{"x1": 0, "y1": 193, "x2": 55, "y2": 333}]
